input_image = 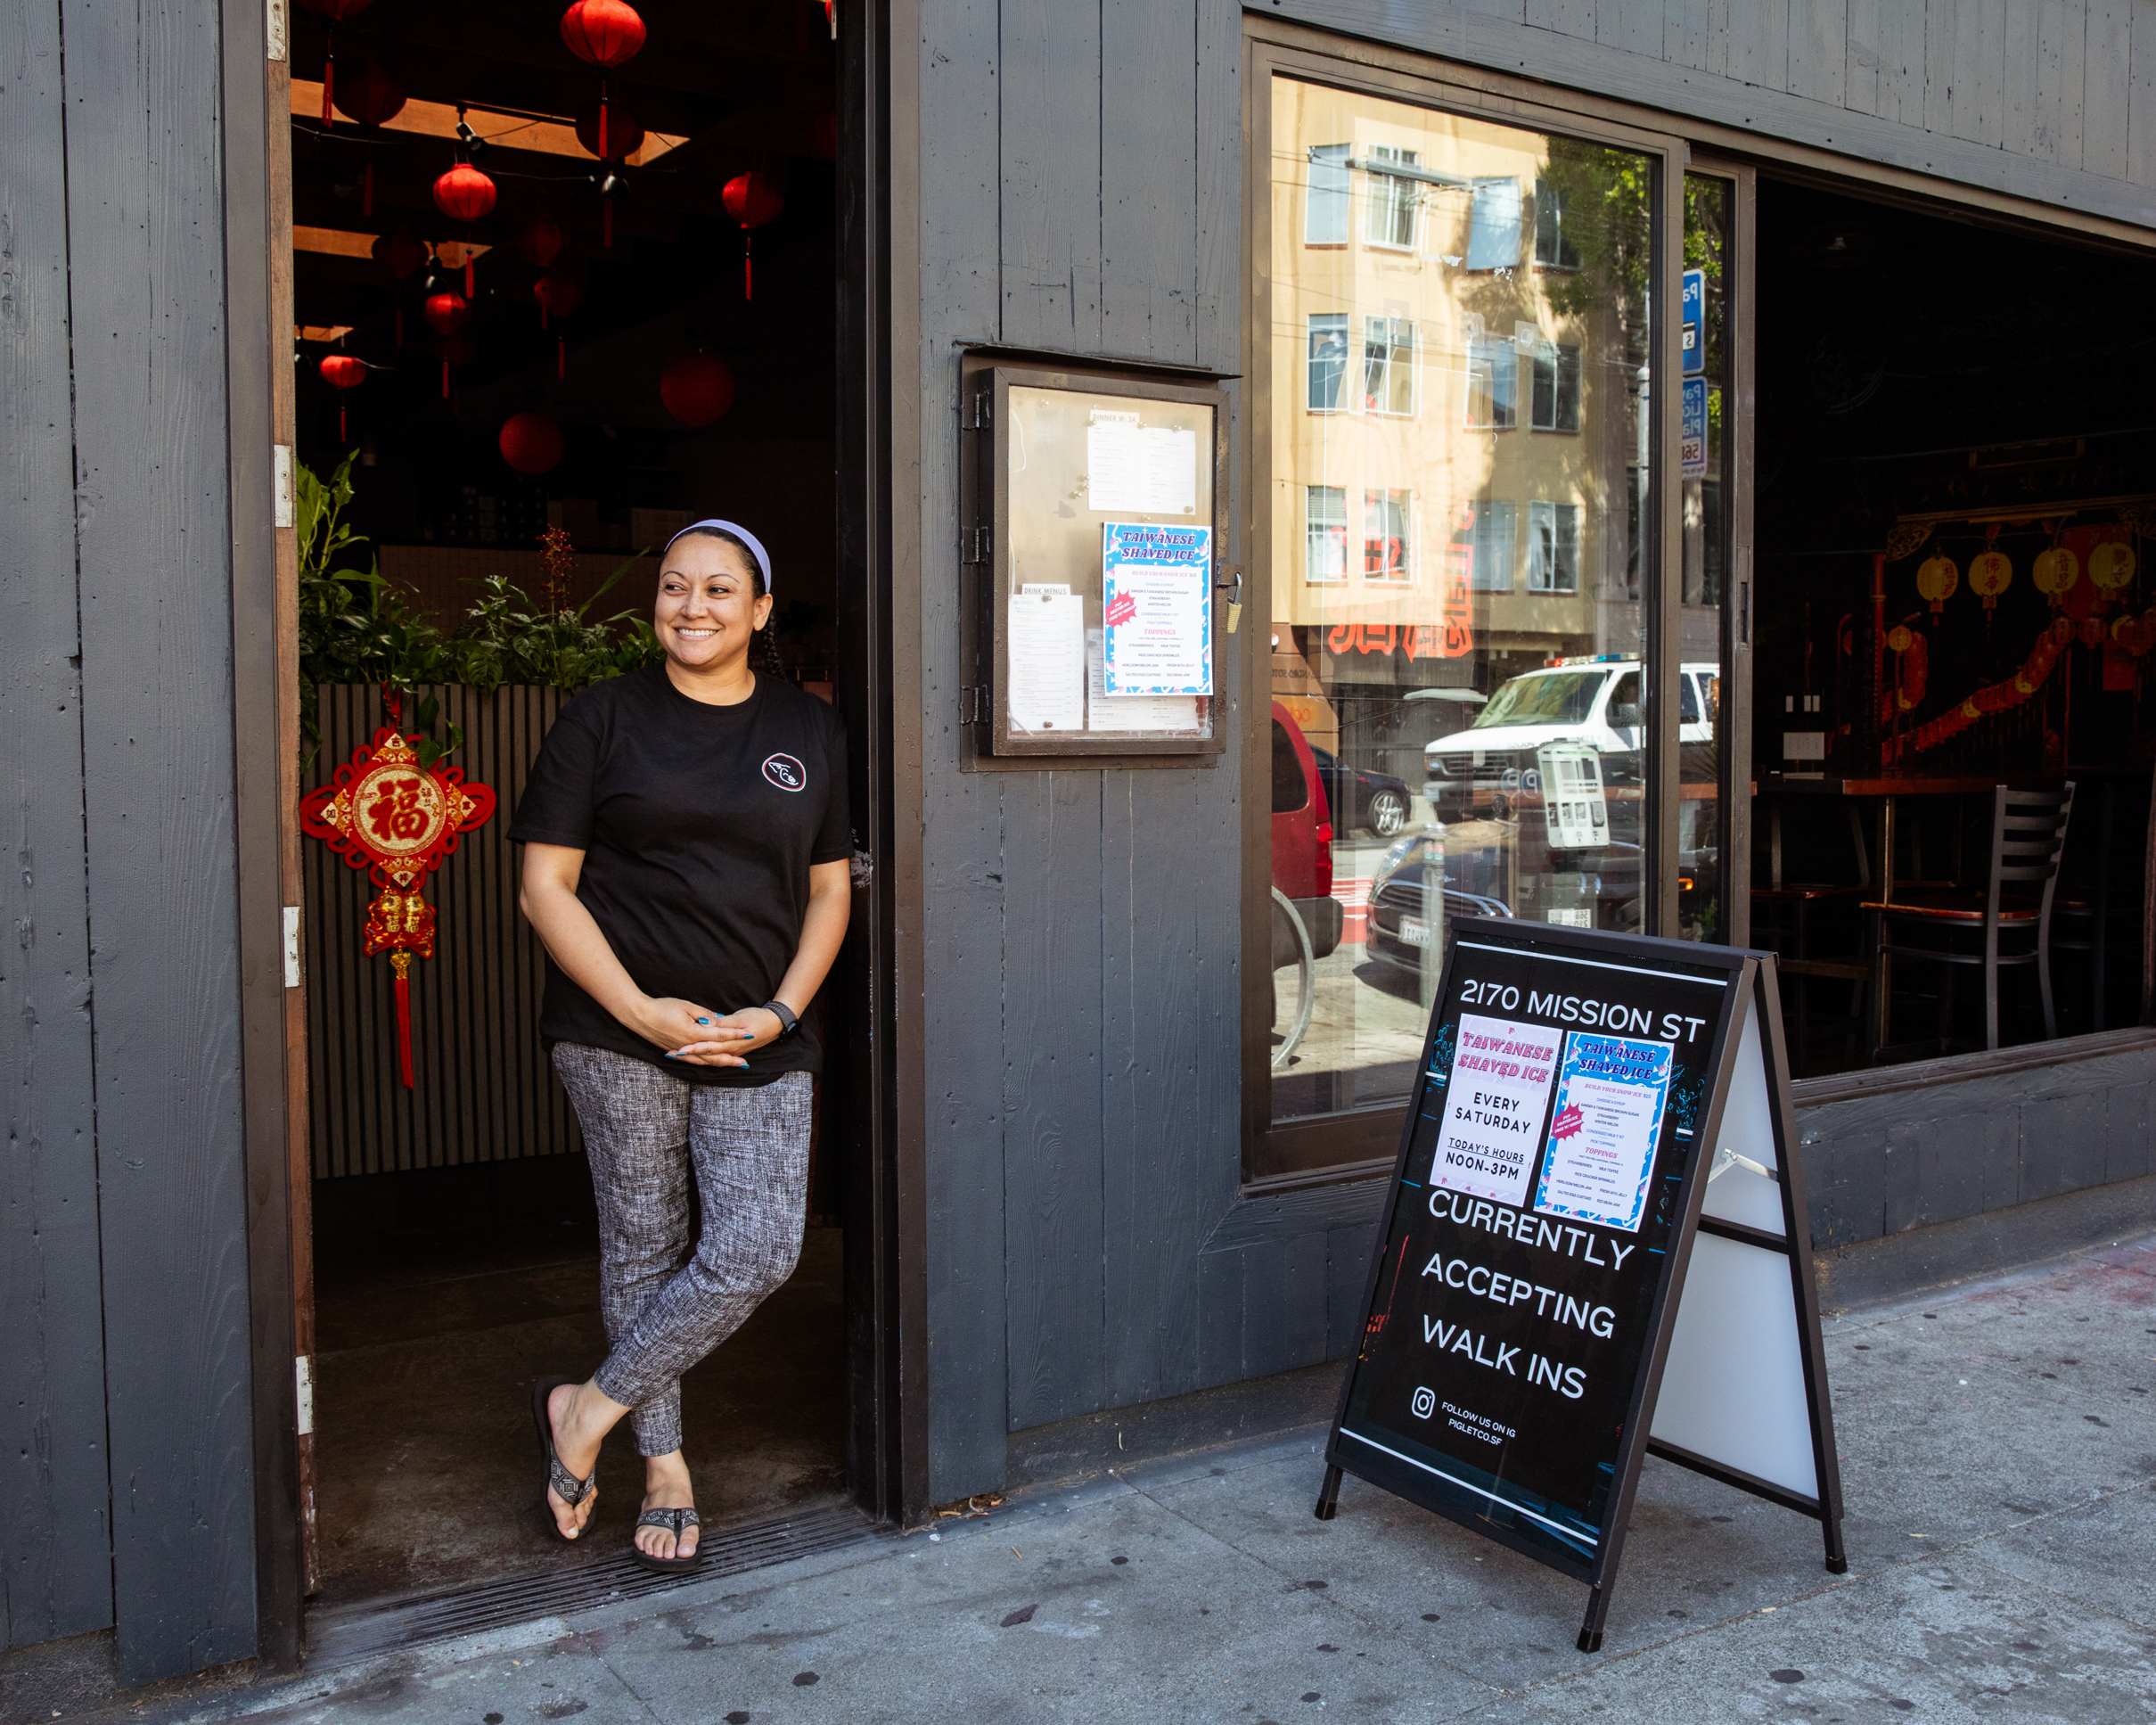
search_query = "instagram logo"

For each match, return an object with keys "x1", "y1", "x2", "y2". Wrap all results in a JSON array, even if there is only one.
[{"x1": 1410, "y1": 1386, "x2": 1437, "y2": 1419}]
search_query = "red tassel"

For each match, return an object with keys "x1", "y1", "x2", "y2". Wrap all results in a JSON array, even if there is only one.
[
  {"x1": 465, "y1": 253, "x2": 475, "y2": 297},
  {"x1": 744, "y1": 234, "x2": 753, "y2": 300},
  {"x1": 363, "y1": 161, "x2": 373, "y2": 218},
  {"x1": 599, "y1": 82, "x2": 609, "y2": 163},
  {"x1": 391, "y1": 952, "x2": 414, "y2": 1088},
  {"x1": 339, "y1": 401, "x2": 348, "y2": 439},
  {"x1": 323, "y1": 43, "x2": 334, "y2": 127}
]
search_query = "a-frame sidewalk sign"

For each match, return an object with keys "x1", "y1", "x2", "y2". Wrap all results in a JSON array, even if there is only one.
[{"x1": 1316, "y1": 916, "x2": 1846, "y2": 1652}]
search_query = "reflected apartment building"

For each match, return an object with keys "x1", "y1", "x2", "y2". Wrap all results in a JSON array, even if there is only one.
[{"x1": 1267, "y1": 79, "x2": 1644, "y2": 792}]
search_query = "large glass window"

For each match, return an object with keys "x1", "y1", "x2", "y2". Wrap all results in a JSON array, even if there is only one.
[{"x1": 1264, "y1": 78, "x2": 1654, "y2": 1142}]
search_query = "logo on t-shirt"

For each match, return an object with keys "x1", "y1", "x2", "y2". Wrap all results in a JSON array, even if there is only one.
[{"x1": 762, "y1": 752, "x2": 807, "y2": 792}]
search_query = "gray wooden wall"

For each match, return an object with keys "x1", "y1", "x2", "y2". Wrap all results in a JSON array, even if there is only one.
[
  {"x1": 0, "y1": 0, "x2": 259, "y2": 1683},
  {"x1": 1280, "y1": 0, "x2": 2156, "y2": 227},
  {"x1": 914, "y1": 0, "x2": 1263, "y2": 1502},
  {"x1": 909, "y1": 0, "x2": 2156, "y2": 1507}
]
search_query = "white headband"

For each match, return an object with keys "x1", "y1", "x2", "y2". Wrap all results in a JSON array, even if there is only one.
[{"x1": 662, "y1": 518, "x2": 773, "y2": 593}]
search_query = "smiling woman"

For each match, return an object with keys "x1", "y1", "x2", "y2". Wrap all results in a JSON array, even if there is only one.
[{"x1": 507, "y1": 517, "x2": 851, "y2": 1573}]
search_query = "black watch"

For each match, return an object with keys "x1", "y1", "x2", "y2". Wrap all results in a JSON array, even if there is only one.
[{"x1": 760, "y1": 1000, "x2": 800, "y2": 1041}]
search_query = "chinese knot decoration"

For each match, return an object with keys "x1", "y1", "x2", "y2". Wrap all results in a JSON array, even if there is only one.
[{"x1": 300, "y1": 726, "x2": 496, "y2": 1088}]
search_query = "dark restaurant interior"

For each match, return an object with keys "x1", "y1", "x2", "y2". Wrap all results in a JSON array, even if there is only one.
[
  {"x1": 286, "y1": 0, "x2": 849, "y2": 1607},
  {"x1": 1751, "y1": 177, "x2": 2156, "y2": 1073}
]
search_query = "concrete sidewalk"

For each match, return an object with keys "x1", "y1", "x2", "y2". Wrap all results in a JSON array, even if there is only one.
[{"x1": 35, "y1": 1228, "x2": 2156, "y2": 1725}]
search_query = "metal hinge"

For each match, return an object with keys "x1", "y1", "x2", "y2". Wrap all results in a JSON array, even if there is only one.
[
  {"x1": 274, "y1": 445, "x2": 294, "y2": 528},
  {"x1": 266, "y1": 0, "x2": 288, "y2": 62},
  {"x1": 295, "y1": 1355, "x2": 314, "y2": 1435},
  {"x1": 962, "y1": 525, "x2": 990, "y2": 564},
  {"x1": 960, "y1": 686, "x2": 989, "y2": 724},
  {"x1": 969, "y1": 388, "x2": 992, "y2": 430},
  {"x1": 283, "y1": 906, "x2": 302, "y2": 988}
]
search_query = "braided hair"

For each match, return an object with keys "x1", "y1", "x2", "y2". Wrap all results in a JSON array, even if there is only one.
[{"x1": 673, "y1": 523, "x2": 789, "y2": 685}]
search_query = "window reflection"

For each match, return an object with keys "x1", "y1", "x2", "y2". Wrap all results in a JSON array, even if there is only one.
[{"x1": 1267, "y1": 79, "x2": 1653, "y2": 1127}]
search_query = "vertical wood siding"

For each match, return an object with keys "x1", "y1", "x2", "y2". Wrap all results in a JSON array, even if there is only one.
[
  {"x1": 917, "y1": 0, "x2": 1250, "y2": 1503},
  {"x1": 0, "y1": 0, "x2": 116, "y2": 1654},
  {"x1": 305, "y1": 686, "x2": 580, "y2": 1178},
  {"x1": 1282, "y1": 0, "x2": 2156, "y2": 226},
  {"x1": 59, "y1": 0, "x2": 258, "y2": 1680}
]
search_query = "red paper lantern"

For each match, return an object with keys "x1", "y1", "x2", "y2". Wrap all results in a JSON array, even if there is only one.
[
  {"x1": 500, "y1": 411, "x2": 565, "y2": 474},
  {"x1": 721, "y1": 172, "x2": 783, "y2": 298},
  {"x1": 534, "y1": 273, "x2": 582, "y2": 324},
  {"x1": 334, "y1": 57, "x2": 404, "y2": 127},
  {"x1": 372, "y1": 229, "x2": 427, "y2": 279},
  {"x1": 319, "y1": 352, "x2": 366, "y2": 438},
  {"x1": 562, "y1": 0, "x2": 644, "y2": 168},
  {"x1": 519, "y1": 215, "x2": 565, "y2": 267},
  {"x1": 423, "y1": 291, "x2": 471, "y2": 336},
  {"x1": 433, "y1": 162, "x2": 497, "y2": 224},
  {"x1": 299, "y1": 0, "x2": 375, "y2": 126},
  {"x1": 575, "y1": 101, "x2": 644, "y2": 162},
  {"x1": 660, "y1": 350, "x2": 735, "y2": 428},
  {"x1": 561, "y1": 0, "x2": 646, "y2": 66}
]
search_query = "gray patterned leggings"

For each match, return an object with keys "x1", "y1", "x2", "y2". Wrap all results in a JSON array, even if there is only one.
[{"x1": 552, "y1": 1044, "x2": 813, "y2": 1458}]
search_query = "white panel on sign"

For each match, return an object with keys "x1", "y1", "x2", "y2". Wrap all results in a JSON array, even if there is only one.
[
  {"x1": 1650, "y1": 1232, "x2": 1819, "y2": 1502},
  {"x1": 1700, "y1": 989, "x2": 1786, "y2": 1237}
]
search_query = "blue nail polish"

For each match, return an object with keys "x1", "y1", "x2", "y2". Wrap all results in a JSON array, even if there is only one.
[
  {"x1": 665, "y1": 1052, "x2": 680, "y2": 1059},
  {"x1": 696, "y1": 1017, "x2": 710, "y2": 1024}
]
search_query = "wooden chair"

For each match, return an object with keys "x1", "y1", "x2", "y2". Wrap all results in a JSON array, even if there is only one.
[{"x1": 1864, "y1": 784, "x2": 2075, "y2": 1056}]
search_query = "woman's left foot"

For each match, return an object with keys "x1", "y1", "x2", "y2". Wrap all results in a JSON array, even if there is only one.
[{"x1": 634, "y1": 1457, "x2": 701, "y2": 1572}]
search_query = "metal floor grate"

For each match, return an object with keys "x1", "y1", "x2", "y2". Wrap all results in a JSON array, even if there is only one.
[{"x1": 305, "y1": 1499, "x2": 884, "y2": 1670}]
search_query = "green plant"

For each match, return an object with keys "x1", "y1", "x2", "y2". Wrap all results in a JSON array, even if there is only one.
[
  {"x1": 440, "y1": 547, "x2": 658, "y2": 694},
  {"x1": 297, "y1": 450, "x2": 455, "y2": 767},
  {"x1": 294, "y1": 454, "x2": 663, "y2": 769}
]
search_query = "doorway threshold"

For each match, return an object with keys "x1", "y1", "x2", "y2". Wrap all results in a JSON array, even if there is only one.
[{"x1": 303, "y1": 1497, "x2": 884, "y2": 1672}]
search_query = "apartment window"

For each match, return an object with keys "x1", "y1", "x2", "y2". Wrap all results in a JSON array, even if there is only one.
[
  {"x1": 1307, "y1": 485, "x2": 1349, "y2": 582},
  {"x1": 1364, "y1": 144, "x2": 1419, "y2": 249},
  {"x1": 1466, "y1": 177, "x2": 1521, "y2": 270},
  {"x1": 1308, "y1": 314, "x2": 1349, "y2": 412},
  {"x1": 1364, "y1": 489, "x2": 1412, "y2": 581},
  {"x1": 1531, "y1": 342, "x2": 1582, "y2": 433},
  {"x1": 1467, "y1": 499, "x2": 1517, "y2": 591},
  {"x1": 1534, "y1": 177, "x2": 1583, "y2": 269},
  {"x1": 1527, "y1": 501, "x2": 1581, "y2": 593},
  {"x1": 1364, "y1": 316, "x2": 1414, "y2": 416},
  {"x1": 1465, "y1": 336, "x2": 1517, "y2": 430},
  {"x1": 1307, "y1": 144, "x2": 1350, "y2": 244}
]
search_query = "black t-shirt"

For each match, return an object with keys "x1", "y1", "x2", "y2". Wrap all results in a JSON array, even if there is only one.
[{"x1": 508, "y1": 664, "x2": 850, "y2": 1086}]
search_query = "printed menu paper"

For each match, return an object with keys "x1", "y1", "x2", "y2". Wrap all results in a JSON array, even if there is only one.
[
  {"x1": 1086, "y1": 628, "x2": 1200, "y2": 733},
  {"x1": 1006, "y1": 587, "x2": 1085, "y2": 733},
  {"x1": 1533, "y1": 1032, "x2": 1673, "y2": 1233},
  {"x1": 1429, "y1": 1014, "x2": 1563, "y2": 1207},
  {"x1": 1086, "y1": 412, "x2": 1200, "y2": 515},
  {"x1": 1102, "y1": 522, "x2": 1212, "y2": 696}
]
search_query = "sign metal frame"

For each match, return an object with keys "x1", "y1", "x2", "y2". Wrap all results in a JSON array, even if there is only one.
[{"x1": 1314, "y1": 916, "x2": 1845, "y2": 1651}]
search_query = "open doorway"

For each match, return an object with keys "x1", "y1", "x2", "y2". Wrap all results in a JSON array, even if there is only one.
[
  {"x1": 283, "y1": 0, "x2": 852, "y2": 1606},
  {"x1": 1750, "y1": 176, "x2": 2156, "y2": 1077}
]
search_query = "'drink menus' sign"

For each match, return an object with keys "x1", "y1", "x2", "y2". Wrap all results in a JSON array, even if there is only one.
[{"x1": 1318, "y1": 917, "x2": 1846, "y2": 1653}]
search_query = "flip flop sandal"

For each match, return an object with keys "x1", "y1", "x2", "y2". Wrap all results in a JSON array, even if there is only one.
[
  {"x1": 531, "y1": 1376, "x2": 594, "y2": 1541},
  {"x1": 632, "y1": 1507, "x2": 702, "y2": 1574}
]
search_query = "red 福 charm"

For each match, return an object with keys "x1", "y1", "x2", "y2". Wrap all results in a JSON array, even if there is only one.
[{"x1": 300, "y1": 726, "x2": 496, "y2": 1088}]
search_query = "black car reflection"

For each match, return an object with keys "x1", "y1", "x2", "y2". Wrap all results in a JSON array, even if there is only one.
[
  {"x1": 1309, "y1": 746, "x2": 1414, "y2": 839},
  {"x1": 1364, "y1": 833, "x2": 1646, "y2": 975}
]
